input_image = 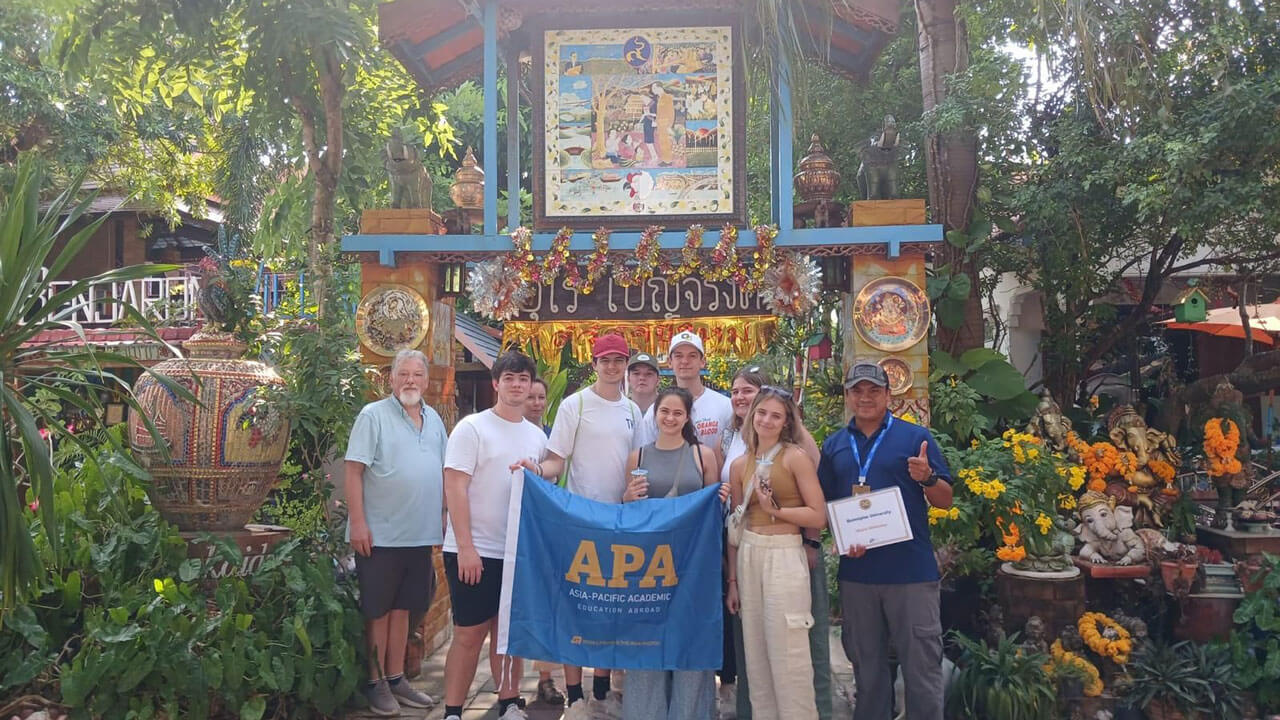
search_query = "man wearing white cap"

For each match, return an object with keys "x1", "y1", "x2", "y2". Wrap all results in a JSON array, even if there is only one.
[{"x1": 644, "y1": 330, "x2": 734, "y2": 470}]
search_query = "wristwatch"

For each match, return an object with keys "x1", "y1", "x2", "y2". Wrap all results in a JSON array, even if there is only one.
[
  {"x1": 920, "y1": 473, "x2": 940, "y2": 488},
  {"x1": 803, "y1": 537, "x2": 822, "y2": 550}
]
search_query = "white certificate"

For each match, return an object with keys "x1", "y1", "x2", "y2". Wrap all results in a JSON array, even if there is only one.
[{"x1": 826, "y1": 487, "x2": 914, "y2": 552}]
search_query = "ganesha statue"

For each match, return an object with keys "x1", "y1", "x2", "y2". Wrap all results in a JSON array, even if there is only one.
[
  {"x1": 1076, "y1": 491, "x2": 1166, "y2": 566},
  {"x1": 1025, "y1": 389, "x2": 1073, "y2": 453},
  {"x1": 1105, "y1": 405, "x2": 1181, "y2": 527}
]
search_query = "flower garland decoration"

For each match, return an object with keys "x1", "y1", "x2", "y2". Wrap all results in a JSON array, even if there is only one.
[
  {"x1": 1147, "y1": 457, "x2": 1179, "y2": 496},
  {"x1": 1078, "y1": 612, "x2": 1132, "y2": 664},
  {"x1": 1047, "y1": 640, "x2": 1103, "y2": 697},
  {"x1": 563, "y1": 228, "x2": 611, "y2": 294},
  {"x1": 667, "y1": 224, "x2": 704, "y2": 279},
  {"x1": 1068, "y1": 432, "x2": 1119, "y2": 491},
  {"x1": 761, "y1": 252, "x2": 821, "y2": 317},
  {"x1": 468, "y1": 258, "x2": 532, "y2": 321},
  {"x1": 743, "y1": 224, "x2": 779, "y2": 291},
  {"x1": 1204, "y1": 418, "x2": 1243, "y2": 477},
  {"x1": 615, "y1": 225, "x2": 663, "y2": 288},
  {"x1": 702, "y1": 224, "x2": 740, "y2": 282}
]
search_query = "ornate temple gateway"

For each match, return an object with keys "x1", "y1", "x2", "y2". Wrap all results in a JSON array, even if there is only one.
[{"x1": 343, "y1": 0, "x2": 941, "y2": 428}]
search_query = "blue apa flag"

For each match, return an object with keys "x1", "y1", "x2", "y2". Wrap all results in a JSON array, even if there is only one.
[{"x1": 497, "y1": 469, "x2": 724, "y2": 670}]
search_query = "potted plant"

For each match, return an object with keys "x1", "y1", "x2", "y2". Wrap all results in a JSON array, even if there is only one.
[
  {"x1": 1229, "y1": 552, "x2": 1280, "y2": 713},
  {"x1": 946, "y1": 631, "x2": 1057, "y2": 720},
  {"x1": 1159, "y1": 543, "x2": 1201, "y2": 596},
  {"x1": 1122, "y1": 641, "x2": 1244, "y2": 720}
]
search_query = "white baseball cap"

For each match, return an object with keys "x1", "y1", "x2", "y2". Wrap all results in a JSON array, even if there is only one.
[{"x1": 668, "y1": 330, "x2": 705, "y2": 356}]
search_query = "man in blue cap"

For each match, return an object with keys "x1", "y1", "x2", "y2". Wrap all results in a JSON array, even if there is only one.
[{"x1": 817, "y1": 361, "x2": 953, "y2": 720}]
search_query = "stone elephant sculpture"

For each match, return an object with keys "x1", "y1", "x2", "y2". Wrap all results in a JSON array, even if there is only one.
[{"x1": 1076, "y1": 491, "x2": 1165, "y2": 566}]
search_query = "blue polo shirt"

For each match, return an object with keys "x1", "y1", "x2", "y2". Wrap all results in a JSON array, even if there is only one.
[
  {"x1": 344, "y1": 396, "x2": 447, "y2": 547},
  {"x1": 817, "y1": 412, "x2": 951, "y2": 584}
]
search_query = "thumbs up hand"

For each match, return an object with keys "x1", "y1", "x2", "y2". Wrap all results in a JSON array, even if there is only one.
[{"x1": 907, "y1": 440, "x2": 933, "y2": 484}]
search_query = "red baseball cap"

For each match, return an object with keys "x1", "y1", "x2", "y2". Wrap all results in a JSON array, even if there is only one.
[{"x1": 592, "y1": 333, "x2": 630, "y2": 359}]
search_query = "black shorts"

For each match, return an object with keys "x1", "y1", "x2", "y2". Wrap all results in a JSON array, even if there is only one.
[
  {"x1": 354, "y1": 546, "x2": 435, "y2": 619},
  {"x1": 443, "y1": 552, "x2": 506, "y2": 627}
]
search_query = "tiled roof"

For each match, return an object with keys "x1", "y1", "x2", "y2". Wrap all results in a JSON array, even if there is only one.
[{"x1": 454, "y1": 312, "x2": 502, "y2": 368}]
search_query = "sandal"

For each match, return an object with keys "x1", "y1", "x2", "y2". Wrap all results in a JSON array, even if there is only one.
[{"x1": 537, "y1": 678, "x2": 566, "y2": 705}]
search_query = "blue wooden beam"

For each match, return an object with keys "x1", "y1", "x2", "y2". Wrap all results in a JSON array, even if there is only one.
[
  {"x1": 343, "y1": 224, "x2": 941, "y2": 258},
  {"x1": 482, "y1": 0, "x2": 498, "y2": 235},
  {"x1": 768, "y1": 21, "x2": 788, "y2": 229},
  {"x1": 505, "y1": 42, "x2": 521, "y2": 232}
]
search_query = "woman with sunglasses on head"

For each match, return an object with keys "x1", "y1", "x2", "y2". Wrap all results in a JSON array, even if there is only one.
[
  {"x1": 725, "y1": 387, "x2": 826, "y2": 720},
  {"x1": 621, "y1": 386, "x2": 722, "y2": 720},
  {"x1": 721, "y1": 368, "x2": 829, "y2": 720}
]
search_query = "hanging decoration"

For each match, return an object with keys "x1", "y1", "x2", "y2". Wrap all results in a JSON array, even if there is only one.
[
  {"x1": 667, "y1": 224, "x2": 705, "y2": 279},
  {"x1": 1203, "y1": 418, "x2": 1243, "y2": 477},
  {"x1": 745, "y1": 224, "x2": 779, "y2": 291},
  {"x1": 468, "y1": 258, "x2": 532, "y2": 321},
  {"x1": 615, "y1": 225, "x2": 664, "y2": 288},
  {"x1": 563, "y1": 228, "x2": 612, "y2": 294},
  {"x1": 503, "y1": 316, "x2": 778, "y2": 364},
  {"x1": 761, "y1": 252, "x2": 821, "y2": 317},
  {"x1": 702, "y1": 223, "x2": 741, "y2": 283}
]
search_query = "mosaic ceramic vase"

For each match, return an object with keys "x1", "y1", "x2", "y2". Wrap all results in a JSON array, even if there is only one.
[{"x1": 129, "y1": 329, "x2": 290, "y2": 531}]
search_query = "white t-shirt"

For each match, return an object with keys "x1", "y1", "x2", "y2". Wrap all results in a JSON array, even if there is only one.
[
  {"x1": 720, "y1": 428, "x2": 746, "y2": 486},
  {"x1": 547, "y1": 387, "x2": 645, "y2": 503},
  {"x1": 643, "y1": 386, "x2": 735, "y2": 452},
  {"x1": 443, "y1": 409, "x2": 547, "y2": 559}
]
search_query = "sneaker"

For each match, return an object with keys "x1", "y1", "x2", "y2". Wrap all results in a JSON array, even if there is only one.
[
  {"x1": 717, "y1": 682, "x2": 737, "y2": 720},
  {"x1": 365, "y1": 679, "x2": 400, "y2": 717},
  {"x1": 563, "y1": 699, "x2": 592, "y2": 720},
  {"x1": 590, "y1": 692, "x2": 624, "y2": 720},
  {"x1": 389, "y1": 678, "x2": 435, "y2": 708},
  {"x1": 537, "y1": 677, "x2": 566, "y2": 705},
  {"x1": 500, "y1": 703, "x2": 530, "y2": 719},
  {"x1": 444, "y1": 715, "x2": 463, "y2": 720}
]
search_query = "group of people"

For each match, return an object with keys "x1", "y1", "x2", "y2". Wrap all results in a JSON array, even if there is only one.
[{"x1": 343, "y1": 330, "x2": 954, "y2": 720}]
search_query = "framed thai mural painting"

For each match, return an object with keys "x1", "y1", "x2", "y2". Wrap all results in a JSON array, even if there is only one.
[{"x1": 532, "y1": 14, "x2": 747, "y2": 230}]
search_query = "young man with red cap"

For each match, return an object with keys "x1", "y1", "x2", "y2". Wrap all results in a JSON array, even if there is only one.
[{"x1": 522, "y1": 333, "x2": 644, "y2": 718}]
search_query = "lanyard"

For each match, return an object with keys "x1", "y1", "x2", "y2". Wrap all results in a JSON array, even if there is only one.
[{"x1": 847, "y1": 415, "x2": 893, "y2": 488}]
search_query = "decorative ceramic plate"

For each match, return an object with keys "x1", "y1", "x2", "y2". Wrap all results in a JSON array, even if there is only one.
[
  {"x1": 356, "y1": 284, "x2": 430, "y2": 357},
  {"x1": 852, "y1": 276, "x2": 930, "y2": 353},
  {"x1": 878, "y1": 356, "x2": 914, "y2": 395}
]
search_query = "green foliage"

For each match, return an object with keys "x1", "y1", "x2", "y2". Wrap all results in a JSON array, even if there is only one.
[
  {"x1": 928, "y1": 349, "x2": 1037, "y2": 444},
  {"x1": 946, "y1": 631, "x2": 1057, "y2": 720},
  {"x1": 250, "y1": 263, "x2": 372, "y2": 473},
  {"x1": 1230, "y1": 552, "x2": 1280, "y2": 712},
  {"x1": 0, "y1": 155, "x2": 193, "y2": 610},
  {"x1": 1122, "y1": 640, "x2": 1244, "y2": 718},
  {"x1": 0, "y1": 433, "x2": 364, "y2": 717}
]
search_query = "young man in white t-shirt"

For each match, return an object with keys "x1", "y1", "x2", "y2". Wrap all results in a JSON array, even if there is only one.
[
  {"x1": 519, "y1": 333, "x2": 643, "y2": 716},
  {"x1": 441, "y1": 351, "x2": 547, "y2": 720},
  {"x1": 644, "y1": 330, "x2": 734, "y2": 470}
]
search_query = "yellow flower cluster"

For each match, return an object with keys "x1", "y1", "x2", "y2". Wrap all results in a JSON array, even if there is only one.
[
  {"x1": 957, "y1": 467, "x2": 1006, "y2": 500},
  {"x1": 926, "y1": 506, "x2": 961, "y2": 525},
  {"x1": 1048, "y1": 640, "x2": 1103, "y2": 697},
  {"x1": 1078, "y1": 612, "x2": 1132, "y2": 664},
  {"x1": 1002, "y1": 429, "x2": 1042, "y2": 464},
  {"x1": 1035, "y1": 513, "x2": 1053, "y2": 535},
  {"x1": 229, "y1": 258, "x2": 257, "y2": 270},
  {"x1": 1056, "y1": 464, "x2": 1087, "y2": 491},
  {"x1": 1058, "y1": 493, "x2": 1078, "y2": 510},
  {"x1": 1204, "y1": 418, "x2": 1243, "y2": 477}
]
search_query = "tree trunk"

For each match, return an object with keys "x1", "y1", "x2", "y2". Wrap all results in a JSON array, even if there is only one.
[
  {"x1": 1238, "y1": 280, "x2": 1254, "y2": 359},
  {"x1": 915, "y1": 0, "x2": 983, "y2": 352}
]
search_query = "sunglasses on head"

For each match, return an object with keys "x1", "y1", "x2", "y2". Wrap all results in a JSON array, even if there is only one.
[{"x1": 758, "y1": 385, "x2": 792, "y2": 398}]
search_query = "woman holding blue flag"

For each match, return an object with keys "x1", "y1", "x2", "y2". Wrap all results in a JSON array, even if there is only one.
[
  {"x1": 725, "y1": 387, "x2": 826, "y2": 720},
  {"x1": 620, "y1": 387, "x2": 722, "y2": 720}
]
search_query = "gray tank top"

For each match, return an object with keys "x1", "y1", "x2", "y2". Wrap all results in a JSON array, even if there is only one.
[{"x1": 637, "y1": 442, "x2": 704, "y2": 498}]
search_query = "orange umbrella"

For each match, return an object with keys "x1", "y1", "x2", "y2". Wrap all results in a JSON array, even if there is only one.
[{"x1": 1162, "y1": 314, "x2": 1276, "y2": 345}]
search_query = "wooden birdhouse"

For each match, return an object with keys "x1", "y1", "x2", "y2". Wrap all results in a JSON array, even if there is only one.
[
  {"x1": 1173, "y1": 288, "x2": 1209, "y2": 322},
  {"x1": 804, "y1": 332, "x2": 833, "y2": 361}
]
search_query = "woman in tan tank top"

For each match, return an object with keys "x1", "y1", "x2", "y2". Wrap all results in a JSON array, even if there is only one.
[{"x1": 724, "y1": 387, "x2": 826, "y2": 720}]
